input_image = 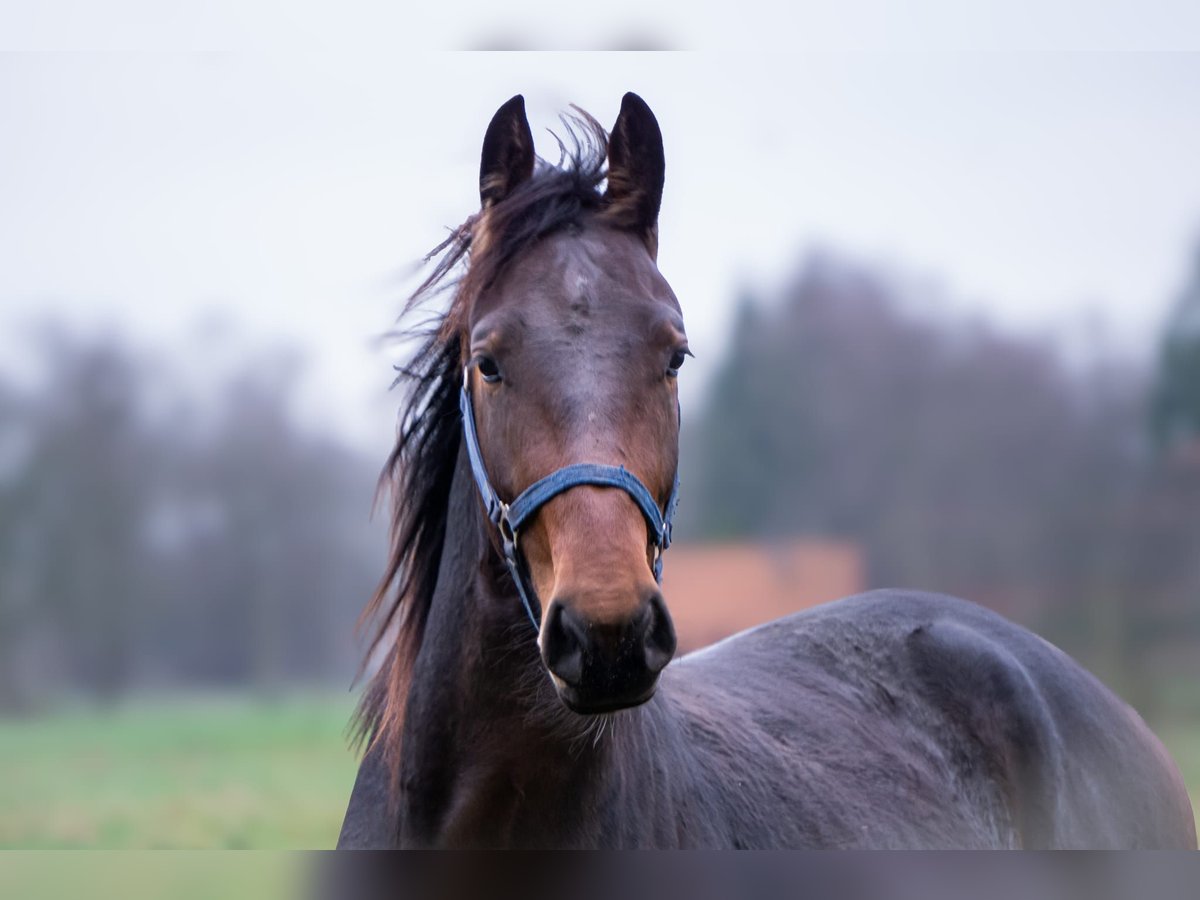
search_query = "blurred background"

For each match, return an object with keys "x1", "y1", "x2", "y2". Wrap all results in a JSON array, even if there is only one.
[{"x1": 1, "y1": 51, "x2": 1198, "y2": 848}]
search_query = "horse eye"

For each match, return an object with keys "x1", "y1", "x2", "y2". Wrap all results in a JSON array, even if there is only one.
[
  {"x1": 477, "y1": 357, "x2": 502, "y2": 383},
  {"x1": 666, "y1": 350, "x2": 688, "y2": 377}
]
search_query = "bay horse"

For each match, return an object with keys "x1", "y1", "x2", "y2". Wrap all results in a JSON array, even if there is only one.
[{"x1": 338, "y1": 93, "x2": 1197, "y2": 848}]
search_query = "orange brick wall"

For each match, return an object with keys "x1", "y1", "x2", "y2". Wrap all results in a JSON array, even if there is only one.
[{"x1": 661, "y1": 539, "x2": 865, "y2": 652}]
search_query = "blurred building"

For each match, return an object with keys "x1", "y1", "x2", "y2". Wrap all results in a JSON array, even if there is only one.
[{"x1": 663, "y1": 539, "x2": 865, "y2": 652}]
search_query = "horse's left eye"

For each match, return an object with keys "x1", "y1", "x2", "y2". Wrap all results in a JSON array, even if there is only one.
[{"x1": 667, "y1": 350, "x2": 688, "y2": 377}]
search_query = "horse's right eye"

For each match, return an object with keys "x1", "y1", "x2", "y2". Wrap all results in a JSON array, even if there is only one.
[{"x1": 477, "y1": 357, "x2": 502, "y2": 383}]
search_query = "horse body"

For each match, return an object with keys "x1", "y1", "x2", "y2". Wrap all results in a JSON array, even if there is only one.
[
  {"x1": 339, "y1": 449, "x2": 1195, "y2": 849},
  {"x1": 338, "y1": 93, "x2": 1196, "y2": 849}
]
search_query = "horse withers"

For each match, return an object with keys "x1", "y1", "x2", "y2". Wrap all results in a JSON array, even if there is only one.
[{"x1": 338, "y1": 93, "x2": 1197, "y2": 849}]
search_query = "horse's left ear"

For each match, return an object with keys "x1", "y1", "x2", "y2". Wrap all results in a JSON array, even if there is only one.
[{"x1": 605, "y1": 92, "x2": 665, "y2": 254}]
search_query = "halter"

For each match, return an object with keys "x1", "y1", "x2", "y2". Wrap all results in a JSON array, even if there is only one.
[{"x1": 459, "y1": 368, "x2": 680, "y2": 632}]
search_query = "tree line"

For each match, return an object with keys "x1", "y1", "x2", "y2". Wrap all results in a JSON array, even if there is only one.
[
  {"x1": 2, "y1": 241, "x2": 1197, "y2": 716},
  {"x1": 0, "y1": 322, "x2": 384, "y2": 711},
  {"x1": 679, "y1": 248, "x2": 1200, "y2": 717}
]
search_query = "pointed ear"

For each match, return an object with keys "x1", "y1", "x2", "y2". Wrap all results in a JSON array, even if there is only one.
[
  {"x1": 605, "y1": 92, "x2": 665, "y2": 248},
  {"x1": 480, "y1": 95, "x2": 535, "y2": 208}
]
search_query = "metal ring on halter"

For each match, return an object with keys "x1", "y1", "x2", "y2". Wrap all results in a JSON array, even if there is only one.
[{"x1": 497, "y1": 503, "x2": 514, "y2": 544}]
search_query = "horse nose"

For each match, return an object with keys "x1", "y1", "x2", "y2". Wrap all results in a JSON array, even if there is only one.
[
  {"x1": 639, "y1": 590, "x2": 677, "y2": 676},
  {"x1": 542, "y1": 601, "x2": 586, "y2": 686},
  {"x1": 540, "y1": 591, "x2": 677, "y2": 691}
]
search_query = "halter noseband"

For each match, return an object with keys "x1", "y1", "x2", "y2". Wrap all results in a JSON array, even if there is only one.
[{"x1": 459, "y1": 368, "x2": 680, "y2": 632}]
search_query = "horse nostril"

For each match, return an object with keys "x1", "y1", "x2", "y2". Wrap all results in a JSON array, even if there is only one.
[
  {"x1": 541, "y1": 601, "x2": 585, "y2": 686},
  {"x1": 641, "y1": 591, "x2": 677, "y2": 676}
]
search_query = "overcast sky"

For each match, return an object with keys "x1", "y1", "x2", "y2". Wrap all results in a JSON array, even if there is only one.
[{"x1": 3, "y1": 52, "x2": 1200, "y2": 454}]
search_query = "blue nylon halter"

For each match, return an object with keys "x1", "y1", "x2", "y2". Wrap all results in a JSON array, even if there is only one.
[{"x1": 459, "y1": 368, "x2": 680, "y2": 632}]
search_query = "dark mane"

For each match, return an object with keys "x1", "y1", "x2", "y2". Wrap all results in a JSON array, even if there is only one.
[{"x1": 353, "y1": 110, "x2": 620, "y2": 757}]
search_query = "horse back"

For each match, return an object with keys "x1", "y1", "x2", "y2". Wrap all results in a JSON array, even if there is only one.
[{"x1": 669, "y1": 589, "x2": 1197, "y2": 849}]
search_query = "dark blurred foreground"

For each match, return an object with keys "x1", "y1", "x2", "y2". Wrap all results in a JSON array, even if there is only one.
[
  {"x1": 4, "y1": 851, "x2": 1200, "y2": 900},
  {"x1": 309, "y1": 853, "x2": 1200, "y2": 900}
]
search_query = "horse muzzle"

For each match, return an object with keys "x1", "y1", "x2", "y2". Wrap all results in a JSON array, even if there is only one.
[{"x1": 540, "y1": 591, "x2": 677, "y2": 714}]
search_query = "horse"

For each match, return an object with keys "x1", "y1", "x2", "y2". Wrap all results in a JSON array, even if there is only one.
[{"x1": 337, "y1": 93, "x2": 1197, "y2": 848}]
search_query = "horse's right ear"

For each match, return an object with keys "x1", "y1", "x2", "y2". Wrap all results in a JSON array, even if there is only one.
[{"x1": 480, "y1": 95, "x2": 535, "y2": 209}]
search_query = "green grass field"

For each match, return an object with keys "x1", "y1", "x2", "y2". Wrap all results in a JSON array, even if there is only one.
[
  {"x1": 0, "y1": 695, "x2": 1196, "y2": 849},
  {"x1": 0, "y1": 695, "x2": 360, "y2": 849},
  {"x1": 1160, "y1": 723, "x2": 1200, "y2": 820}
]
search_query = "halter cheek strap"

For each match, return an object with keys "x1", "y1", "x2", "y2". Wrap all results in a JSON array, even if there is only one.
[{"x1": 459, "y1": 369, "x2": 680, "y2": 632}]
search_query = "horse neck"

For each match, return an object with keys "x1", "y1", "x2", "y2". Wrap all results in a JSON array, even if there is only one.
[{"x1": 396, "y1": 444, "x2": 686, "y2": 846}]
